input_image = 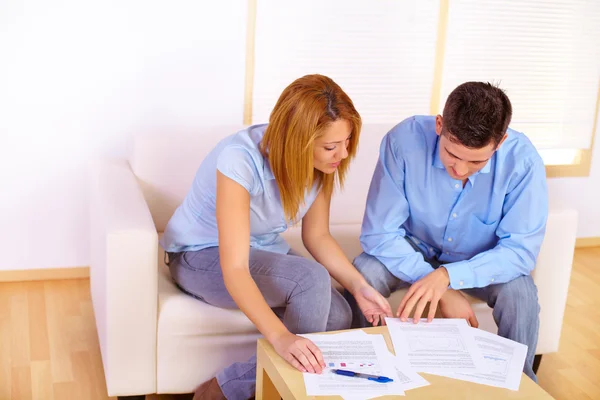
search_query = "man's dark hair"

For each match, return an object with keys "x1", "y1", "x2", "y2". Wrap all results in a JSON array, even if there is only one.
[{"x1": 442, "y1": 82, "x2": 512, "y2": 148}]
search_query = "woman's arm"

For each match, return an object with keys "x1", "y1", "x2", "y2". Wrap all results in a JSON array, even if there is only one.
[
  {"x1": 216, "y1": 171, "x2": 324, "y2": 373},
  {"x1": 301, "y1": 190, "x2": 368, "y2": 292},
  {"x1": 301, "y1": 189, "x2": 392, "y2": 325}
]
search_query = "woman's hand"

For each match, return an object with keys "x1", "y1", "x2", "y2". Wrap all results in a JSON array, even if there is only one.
[
  {"x1": 352, "y1": 283, "x2": 393, "y2": 326},
  {"x1": 270, "y1": 331, "x2": 326, "y2": 374}
]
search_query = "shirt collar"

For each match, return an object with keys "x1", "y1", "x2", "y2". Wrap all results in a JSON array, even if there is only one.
[
  {"x1": 466, "y1": 157, "x2": 492, "y2": 184},
  {"x1": 432, "y1": 137, "x2": 445, "y2": 170},
  {"x1": 479, "y1": 158, "x2": 492, "y2": 174}
]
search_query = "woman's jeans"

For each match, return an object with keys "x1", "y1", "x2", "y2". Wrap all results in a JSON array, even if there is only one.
[{"x1": 167, "y1": 247, "x2": 352, "y2": 400}]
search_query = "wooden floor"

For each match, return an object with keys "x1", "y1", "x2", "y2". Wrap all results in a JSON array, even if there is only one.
[
  {"x1": 537, "y1": 247, "x2": 600, "y2": 399},
  {"x1": 1, "y1": 248, "x2": 599, "y2": 399}
]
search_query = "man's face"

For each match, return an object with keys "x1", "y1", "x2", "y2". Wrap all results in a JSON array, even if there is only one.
[{"x1": 435, "y1": 115, "x2": 505, "y2": 181}]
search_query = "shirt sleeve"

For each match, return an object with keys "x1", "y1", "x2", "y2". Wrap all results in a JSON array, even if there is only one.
[
  {"x1": 443, "y1": 157, "x2": 548, "y2": 289},
  {"x1": 216, "y1": 146, "x2": 258, "y2": 194},
  {"x1": 360, "y1": 133, "x2": 435, "y2": 283}
]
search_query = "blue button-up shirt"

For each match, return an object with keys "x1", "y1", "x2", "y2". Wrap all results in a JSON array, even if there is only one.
[
  {"x1": 160, "y1": 124, "x2": 319, "y2": 254},
  {"x1": 360, "y1": 116, "x2": 548, "y2": 289}
]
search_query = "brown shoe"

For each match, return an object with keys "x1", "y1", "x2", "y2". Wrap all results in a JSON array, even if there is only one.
[{"x1": 192, "y1": 377, "x2": 226, "y2": 400}]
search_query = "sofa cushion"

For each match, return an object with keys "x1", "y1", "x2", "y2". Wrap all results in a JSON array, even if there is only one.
[
  {"x1": 155, "y1": 225, "x2": 365, "y2": 338},
  {"x1": 157, "y1": 225, "x2": 491, "y2": 336},
  {"x1": 157, "y1": 248, "x2": 259, "y2": 336},
  {"x1": 131, "y1": 126, "x2": 245, "y2": 232}
]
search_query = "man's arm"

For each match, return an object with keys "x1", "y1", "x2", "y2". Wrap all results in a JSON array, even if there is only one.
[
  {"x1": 444, "y1": 157, "x2": 548, "y2": 289},
  {"x1": 360, "y1": 133, "x2": 434, "y2": 284}
]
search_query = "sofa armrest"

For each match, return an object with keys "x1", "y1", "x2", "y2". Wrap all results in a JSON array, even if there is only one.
[
  {"x1": 90, "y1": 159, "x2": 158, "y2": 396},
  {"x1": 531, "y1": 209, "x2": 578, "y2": 354}
]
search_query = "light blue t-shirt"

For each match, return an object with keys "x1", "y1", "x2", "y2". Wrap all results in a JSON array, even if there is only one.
[
  {"x1": 361, "y1": 116, "x2": 548, "y2": 290},
  {"x1": 160, "y1": 124, "x2": 320, "y2": 254}
]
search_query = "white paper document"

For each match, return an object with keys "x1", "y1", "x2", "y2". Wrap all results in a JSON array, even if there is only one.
[
  {"x1": 391, "y1": 355, "x2": 431, "y2": 391},
  {"x1": 301, "y1": 331, "x2": 405, "y2": 399},
  {"x1": 386, "y1": 318, "x2": 488, "y2": 374},
  {"x1": 436, "y1": 327, "x2": 527, "y2": 390},
  {"x1": 392, "y1": 364, "x2": 430, "y2": 391}
]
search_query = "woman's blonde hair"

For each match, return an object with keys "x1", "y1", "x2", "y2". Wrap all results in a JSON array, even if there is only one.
[{"x1": 259, "y1": 74, "x2": 361, "y2": 222}]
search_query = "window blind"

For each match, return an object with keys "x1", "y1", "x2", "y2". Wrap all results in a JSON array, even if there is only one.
[
  {"x1": 439, "y1": 0, "x2": 600, "y2": 150},
  {"x1": 252, "y1": 0, "x2": 440, "y2": 124}
]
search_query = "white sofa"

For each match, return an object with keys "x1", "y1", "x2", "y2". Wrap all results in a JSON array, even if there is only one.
[{"x1": 90, "y1": 125, "x2": 578, "y2": 398}]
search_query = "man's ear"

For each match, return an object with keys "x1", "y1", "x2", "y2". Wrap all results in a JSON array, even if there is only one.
[
  {"x1": 435, "y1": 115, "x2": 443, "y2": 136},
  {"x1": 496, "y1": 133, "x2": 509, "y2": 150}
]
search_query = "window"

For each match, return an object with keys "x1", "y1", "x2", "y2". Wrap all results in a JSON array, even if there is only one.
[
  {"x1": 247, "y1": 0, "x2": 600, "y2": 175},
  {"x1": 252, "y1": 0, "x2": 439, "y2": 124},
  {"x1": 439, "y1": 0, "x2": 599, "y2": 152}
]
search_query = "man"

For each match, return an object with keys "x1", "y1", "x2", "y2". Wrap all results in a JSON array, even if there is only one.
[{"x1": 345, "y1": 82, "x2": 548, "y2": 381}]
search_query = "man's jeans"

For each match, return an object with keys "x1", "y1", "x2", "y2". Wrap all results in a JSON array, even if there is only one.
[{"x1": 344, "y1": 252, "x2": 540, "y2": 382}]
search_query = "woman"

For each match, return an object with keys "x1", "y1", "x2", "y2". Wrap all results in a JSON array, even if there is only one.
[{"x1": 161, "y1": 74, "x2": 392, "y2": 400}]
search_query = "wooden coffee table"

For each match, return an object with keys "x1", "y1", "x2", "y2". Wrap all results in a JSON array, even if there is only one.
[{"x1": 256, "y1": 326, "x2": 553, "y2": 399}]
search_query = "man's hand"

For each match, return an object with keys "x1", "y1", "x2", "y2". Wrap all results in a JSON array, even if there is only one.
[
  {"x1": 439, "y1": 289, "x2": 479, "y2": 327},
  {"x1": 270, "y1": 331, "x2": 326, "y2": 374},
  {"x1": 353, "y1": 284, "x2": 393, "y2": 327},
  {"x1": 397, "y1": 267, "x2": 450, "y2": 323}
]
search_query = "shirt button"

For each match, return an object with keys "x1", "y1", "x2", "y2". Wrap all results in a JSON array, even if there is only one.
[
  {"x1": 452, "y1": 213, "x2": 457, "y2": 218},
  {"x1": 454, "y1": 183, "x2": 460, "y2": 189},
  {"x1": 459, "y1": 281, "x2": 464, "y2": 286},
  {"x1": 447, "y1": 237, "x2": 453, "y2": 242},
  {"x1": 445, "y1": 252, "x2": 449, "y2": 255},
  {"x1": 429, "y1": 247, "x2": 433, "y2": 252}
]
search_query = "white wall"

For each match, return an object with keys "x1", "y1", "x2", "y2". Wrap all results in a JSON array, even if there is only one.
[
  {"x1": 0, "y1": 1, "x2": 247, "y2": 270},
  {"x1": 0, "y1": 1, "x2": 598, "y2": 271},
  {"x1": 547, "y1": 122, "x2": 600, "y2": 238}
]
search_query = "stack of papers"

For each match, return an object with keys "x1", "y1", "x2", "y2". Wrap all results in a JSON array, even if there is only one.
[
  {"x1": 385, "y1": 318, "x2": 528, "y2": 391},
  {"x1": 298, "y1": 319, "x2": 528, "y2": 399},
  {"x1": 300, "y1": 330, "x2": 429, "y2": 399}
]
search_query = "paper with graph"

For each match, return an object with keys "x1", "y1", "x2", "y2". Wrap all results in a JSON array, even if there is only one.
[
  {"x1": 300, "y1": 330, "x2": 405, "y2": 398},
  {"x1": 385, "y1": 318, "x2": 488, "y2": 374},
  {"x1": 435, "y1": 328, "x2": 527, "y2": 390}
]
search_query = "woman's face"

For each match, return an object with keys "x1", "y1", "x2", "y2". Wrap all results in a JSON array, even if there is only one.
[{"x1": 313, "y1": 119, "x2": 352, "y2": 174}]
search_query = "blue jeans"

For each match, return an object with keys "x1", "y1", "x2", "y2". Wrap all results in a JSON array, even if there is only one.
[
  {"x1": 168, "y1": 247, "x2": 352, "y2": 400},
  {"x1": 345, "y1": 252, "x2": 540, "y2": 382}
]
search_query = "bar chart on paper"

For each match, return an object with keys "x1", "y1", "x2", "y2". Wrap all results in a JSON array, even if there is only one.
[{"x1": 327, "y1": 361, "x2": 375, "y2": 368}]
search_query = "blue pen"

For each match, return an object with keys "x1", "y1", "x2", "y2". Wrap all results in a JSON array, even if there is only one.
[{"x1": 332, "y1": 369, "x2": 394, "y2": 383}]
